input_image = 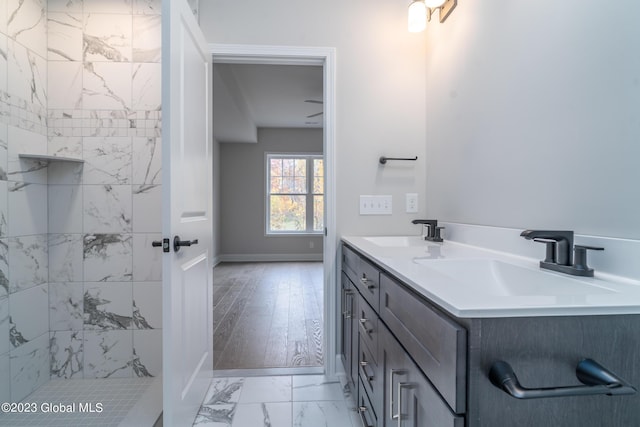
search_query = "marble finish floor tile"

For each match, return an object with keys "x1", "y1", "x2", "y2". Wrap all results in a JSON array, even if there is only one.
[
  {"x1": 232, "y1": 402, "x2": 292, "y2": 427},
  {"x1": 194, "y1": 374, "x2": 355, "y2": 427},
  {"x1": 292, "y1": 374, "x2": 344, "y2": 402},
  {"x1": 293, "y1": 401, "x2": 352, "y2": 427},
  {"x1": 238, "y1": 376, "x2": 291, "y2": 403}
]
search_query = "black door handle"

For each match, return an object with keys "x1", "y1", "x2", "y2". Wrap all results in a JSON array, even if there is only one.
[
  {"x1": 173, "y1": 236, "x2": 199, "y2": 252},
  {"x1": 152, "y1": 238, "x2": 170, "y2": 252}
]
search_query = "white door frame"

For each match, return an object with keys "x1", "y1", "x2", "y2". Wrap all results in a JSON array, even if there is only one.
[{"x1": 209, "y1": 44, "x2": 338, "y2": 376}]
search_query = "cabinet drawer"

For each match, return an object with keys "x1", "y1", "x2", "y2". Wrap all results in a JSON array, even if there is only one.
[
  {"x1": 358, "y1": 295, "x2": 379, "y2": 359},
  {"x1": 342, "y1": 244, "x2": 381, "y2": 311},
  {"x1": 358, "y1": 378, "x2": 378, "y2": 427},
  {"x1": 342, "y1": 245, "x2": 360, "y2": 285},
  {"x1": 380, "y1": 273, "x2": 467, "y2": 414},
  {"x1": 355, "y1": 258, "x2": 380, "y2": 311},
  {"x1": 359, "y1": 335, "x2": 382, "y2": 416}
]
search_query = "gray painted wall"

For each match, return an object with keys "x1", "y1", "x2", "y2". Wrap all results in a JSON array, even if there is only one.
[
  {"x1": 219, "y1": 128, "x2": 324, "y2": 258},
  {"x1": 201, "y1": 0, "x2": 429, "y2": 238},
  {"x1": 423, "y1": 1, "x2": 639, "y2": 239},
  {"x1": 203, "y1": 0, "x2": 640, "y2": 242}
]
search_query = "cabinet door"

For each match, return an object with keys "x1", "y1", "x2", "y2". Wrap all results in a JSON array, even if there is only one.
[
  {"x1": 379, "y1": 324, "x2": 409, "y2": 427},
  {"x1": 341, "y1": 272, "x2": 358, "y2": 388},
  {"x1": 380, "y1": 324, "x2": 464, "y2": 427},
  {"x1": 402, "y1": 354, "x2": 464, "y2": 427}
]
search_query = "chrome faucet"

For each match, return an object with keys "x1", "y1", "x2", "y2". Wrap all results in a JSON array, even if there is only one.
[
  {"x1": 520, "y1": 229, "x2": 604, "y2": 277},
  {"x1": 412, "y1": 219, "x2": 444, "y2": 242}
]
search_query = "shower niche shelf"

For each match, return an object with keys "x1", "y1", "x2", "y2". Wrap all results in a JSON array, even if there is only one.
[{"x1": 18, "y1": 154, "x2": 84, "y2": 163}]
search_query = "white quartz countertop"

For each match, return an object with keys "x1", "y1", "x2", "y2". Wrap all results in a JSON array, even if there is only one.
[{"x1": 342, "y1": 235, "x2": 640, "y2": 318}]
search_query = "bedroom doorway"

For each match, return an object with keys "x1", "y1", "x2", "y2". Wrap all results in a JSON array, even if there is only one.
[{"x1": 210, "y1": 46, "x2": 336, "y2": 376}]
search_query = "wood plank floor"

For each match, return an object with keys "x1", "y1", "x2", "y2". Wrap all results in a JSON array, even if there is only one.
[{"x1": 212, "y1": 262, "x2": 324, "y2": 370}]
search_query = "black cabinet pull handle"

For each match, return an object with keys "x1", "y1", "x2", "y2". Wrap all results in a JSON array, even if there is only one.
[
  {"x1": 173, "y1": 236, "x2": 199, "y2": 252},
  {"x1": 489, "y1": 359, "x2": 636, "y2": 399}
]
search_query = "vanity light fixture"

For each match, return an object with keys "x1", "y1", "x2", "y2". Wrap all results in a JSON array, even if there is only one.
[
  {"x1": 408, "y1": 0, "x2": 457, "y2": 33},
  {"x1": 408, "y1": 0, "x2": 428, "y2": 33}
]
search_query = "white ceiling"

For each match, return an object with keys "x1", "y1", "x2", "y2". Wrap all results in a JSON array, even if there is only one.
[{"x1": 213, "y1": 63, "x2": 323, "y2": 144}]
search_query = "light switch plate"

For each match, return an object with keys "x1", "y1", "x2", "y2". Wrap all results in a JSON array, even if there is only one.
[
  {"x1": 360, "y1": 195, "x2": 393, "y2": 215},
  {"x1": 406, "y1": 193, "x2": 418, "y2": 213}
]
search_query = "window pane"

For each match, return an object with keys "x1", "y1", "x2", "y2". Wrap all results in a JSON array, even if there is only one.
[
  {"x1": 270, "y1": 158, "x2": 282, "y2": 178},
  {"x1": 294, "y1": 177, "x2": 307, "y2": 193},
  {"x1": 313, "y1": 177, "x2": 323, "y2": 194},
  {"x1": 270, "y1": 177, "x2": 282, "y2": 193},
  {"x1": 282, "y1": 177, "x2": 294, "y2": 193},
  {"x1": 314, "y1": 159, "x2": 323, "y2": 177},
  {"x1": 283, "y1": 158, "x2": 296, "y2": 177},
  {"x1": 270, "y1": 195, "x2": 306, "y2": 231},
  {"x1": 313, "y1": 195, "x2": 324, "y2": 231},
  {"x1": 313, "y1": 159, "x2": 324, "y2": 194}
]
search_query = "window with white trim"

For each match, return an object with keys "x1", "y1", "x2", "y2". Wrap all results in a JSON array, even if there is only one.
[{"x1": 266, "y1": 154, "x2": 324, "y2": 234}]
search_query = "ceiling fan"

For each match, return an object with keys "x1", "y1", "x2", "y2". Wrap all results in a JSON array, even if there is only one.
[{"x1": 304, "y1": 99, "x2": 323, "y2": 118}]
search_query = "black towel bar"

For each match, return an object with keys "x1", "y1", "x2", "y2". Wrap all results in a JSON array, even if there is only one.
[{"x1": 379, "y1": 156, "x2": 418, "y2": 164}]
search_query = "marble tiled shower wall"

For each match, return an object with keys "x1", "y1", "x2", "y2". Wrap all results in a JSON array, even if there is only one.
[{"x1": 0, "y1": 0, "x2": 167, "y2": 403}]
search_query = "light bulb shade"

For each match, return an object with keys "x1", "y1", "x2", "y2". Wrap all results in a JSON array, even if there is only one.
[
  {"x1": 423, "y1": 0, "x2": 446, "y2": 7},
  {"x1": 408, "y1": 1, "x2": 427, "y2": 33}
]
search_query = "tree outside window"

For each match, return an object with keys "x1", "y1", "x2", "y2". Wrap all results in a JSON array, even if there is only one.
[{"x1": 267, "y1": 154, "x2": 324, "y2": 234}]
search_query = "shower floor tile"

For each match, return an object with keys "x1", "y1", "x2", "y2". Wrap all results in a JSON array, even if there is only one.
[{"x1": 0, "y1": 378, "x2": 156, "y2": 426}]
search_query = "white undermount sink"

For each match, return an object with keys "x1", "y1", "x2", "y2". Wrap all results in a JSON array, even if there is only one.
[{"x1": 413, "y1": 258, "x2": 617, "y2": 297}]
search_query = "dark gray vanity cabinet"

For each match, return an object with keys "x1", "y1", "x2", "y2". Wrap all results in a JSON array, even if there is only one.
[
  {"x1": 341, "y1": 243, "x2": 464, "y2": 427},
  {"x1": 341, "y1": 241, "x2": 640, "y2": 427}
]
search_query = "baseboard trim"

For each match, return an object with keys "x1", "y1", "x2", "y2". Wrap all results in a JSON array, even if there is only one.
[
  {"x1": 218, "y1": 253, "x2": 323, "y2": 263},
  {"x1": 212, "y1": 255, "x2": 222, "y2": 267}
]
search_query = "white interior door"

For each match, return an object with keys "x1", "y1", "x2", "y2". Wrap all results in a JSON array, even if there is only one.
[{"x1": 161, "y1": 0, "x2": 213, "y2": 425}]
